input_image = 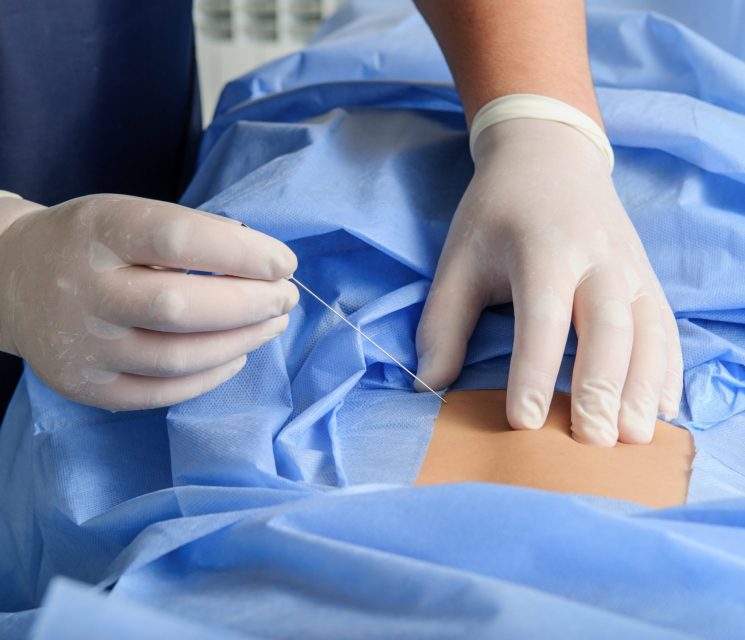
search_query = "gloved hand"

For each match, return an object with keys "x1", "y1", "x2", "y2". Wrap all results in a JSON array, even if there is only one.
[
  {"x1": 0, "y1": 194, "x2": 298, "y2": 410},
  {"x1": 415, "y1": 100, "x2": 683, "y2": 446}
]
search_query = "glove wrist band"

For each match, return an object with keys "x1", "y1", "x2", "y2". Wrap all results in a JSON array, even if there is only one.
[{"x1": 468, "y1": 93, "x2": 615, "y2": 171}]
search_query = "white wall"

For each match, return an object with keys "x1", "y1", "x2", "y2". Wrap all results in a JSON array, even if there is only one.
[{"x1": 194, "y1": 0, "x2": 344, "y2": 122}]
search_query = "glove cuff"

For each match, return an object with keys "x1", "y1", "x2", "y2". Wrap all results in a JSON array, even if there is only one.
[{"x1": 469, "y1": 94, "x2": 615, "y2": 171}]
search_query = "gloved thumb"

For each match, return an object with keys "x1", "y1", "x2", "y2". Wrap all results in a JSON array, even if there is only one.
[{"x1": 414, "y1": 269, "x2": 485, "y2": 393}]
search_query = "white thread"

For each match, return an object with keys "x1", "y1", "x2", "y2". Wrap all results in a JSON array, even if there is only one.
[{"x1": 290, "y1": 276, "x2": 446, "y2": 403}]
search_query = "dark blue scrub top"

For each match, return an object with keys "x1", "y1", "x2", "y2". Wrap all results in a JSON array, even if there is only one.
[{"x1": 0, "y1": 1, "x2": 202, "y2": 414}]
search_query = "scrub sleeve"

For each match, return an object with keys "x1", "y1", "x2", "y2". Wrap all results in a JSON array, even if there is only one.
[{"x1": 0, "y1": 0, "x2": 202, "y2": 417}]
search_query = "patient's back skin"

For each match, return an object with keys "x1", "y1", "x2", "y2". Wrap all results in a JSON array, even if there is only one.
[{"x1": 416, "y1": 390, "x2": 694, "y2": 508}]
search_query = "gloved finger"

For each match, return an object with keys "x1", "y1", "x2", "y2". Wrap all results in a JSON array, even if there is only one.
[
  {"x1": 645, "y1": 275, "x2": 683, "y2": 420},
  {"x1": 109, "y1": 315, "x2": 289, "y2": 377},
  {"x1": 97, "y1": 267, "x2": 298, "y2": 332},
  {"x1": 80, "y1": 355, "x2": 248, "y2": 411},
  {"x1": 571, "y1": 270, "x2": 634, "y2": 447},
  {"x1": 658, "y1": 301, "x2": 683, "y2": 420},
  {"x1": 506, "y1": 264, "x2": 574, "y2": 430},
  {"x1": 90, "y1": 196, "x2": 297, "y2": 279},
  {"x1": 617, "y1": 292, "x2": 667, "y2": 444},
  {"x1": 415, "y1": 251, "x2": 489, "y2": 392}
]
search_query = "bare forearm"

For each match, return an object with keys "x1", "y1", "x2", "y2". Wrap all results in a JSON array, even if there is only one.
[{"x1": 414, "y1": 0, "x2": 603, "y2": 127}]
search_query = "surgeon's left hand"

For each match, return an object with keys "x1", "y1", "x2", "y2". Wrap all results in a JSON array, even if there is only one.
[{"x1": 415, "y1": 117, "x2": 683, "y2": 446}]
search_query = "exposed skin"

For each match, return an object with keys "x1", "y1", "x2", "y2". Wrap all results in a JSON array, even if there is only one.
[
  {"x1": 0, "y1": 4, "x2": 683, "y2": 428},
  {"x1": 413, "y1": 1, "x2": 683, "y2": 445},
  {"x1": 414, "y1": 0, "x2": 603, "y2": 127}
]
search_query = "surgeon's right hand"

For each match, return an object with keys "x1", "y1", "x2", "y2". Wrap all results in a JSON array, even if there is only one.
[{"x1": 0, "y1": 194, "x2": 298, "y2": 410}]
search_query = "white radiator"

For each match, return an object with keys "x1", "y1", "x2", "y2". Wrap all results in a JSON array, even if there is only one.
[{"x1": 194, "y1": 0, "x2": 344, "y2": 120}]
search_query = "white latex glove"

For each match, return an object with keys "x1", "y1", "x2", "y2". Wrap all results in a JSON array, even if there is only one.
[
  {"x1": 415, "y1": 105, "x2": 683, "y2": 446},
  {"x1": 0, "y1": 194, "x2": 298, "y2": 410}
]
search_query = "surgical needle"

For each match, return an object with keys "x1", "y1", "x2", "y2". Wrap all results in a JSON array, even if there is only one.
[{"x1": 289, "y1": 276, "x2": 447, "y2": 403}]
